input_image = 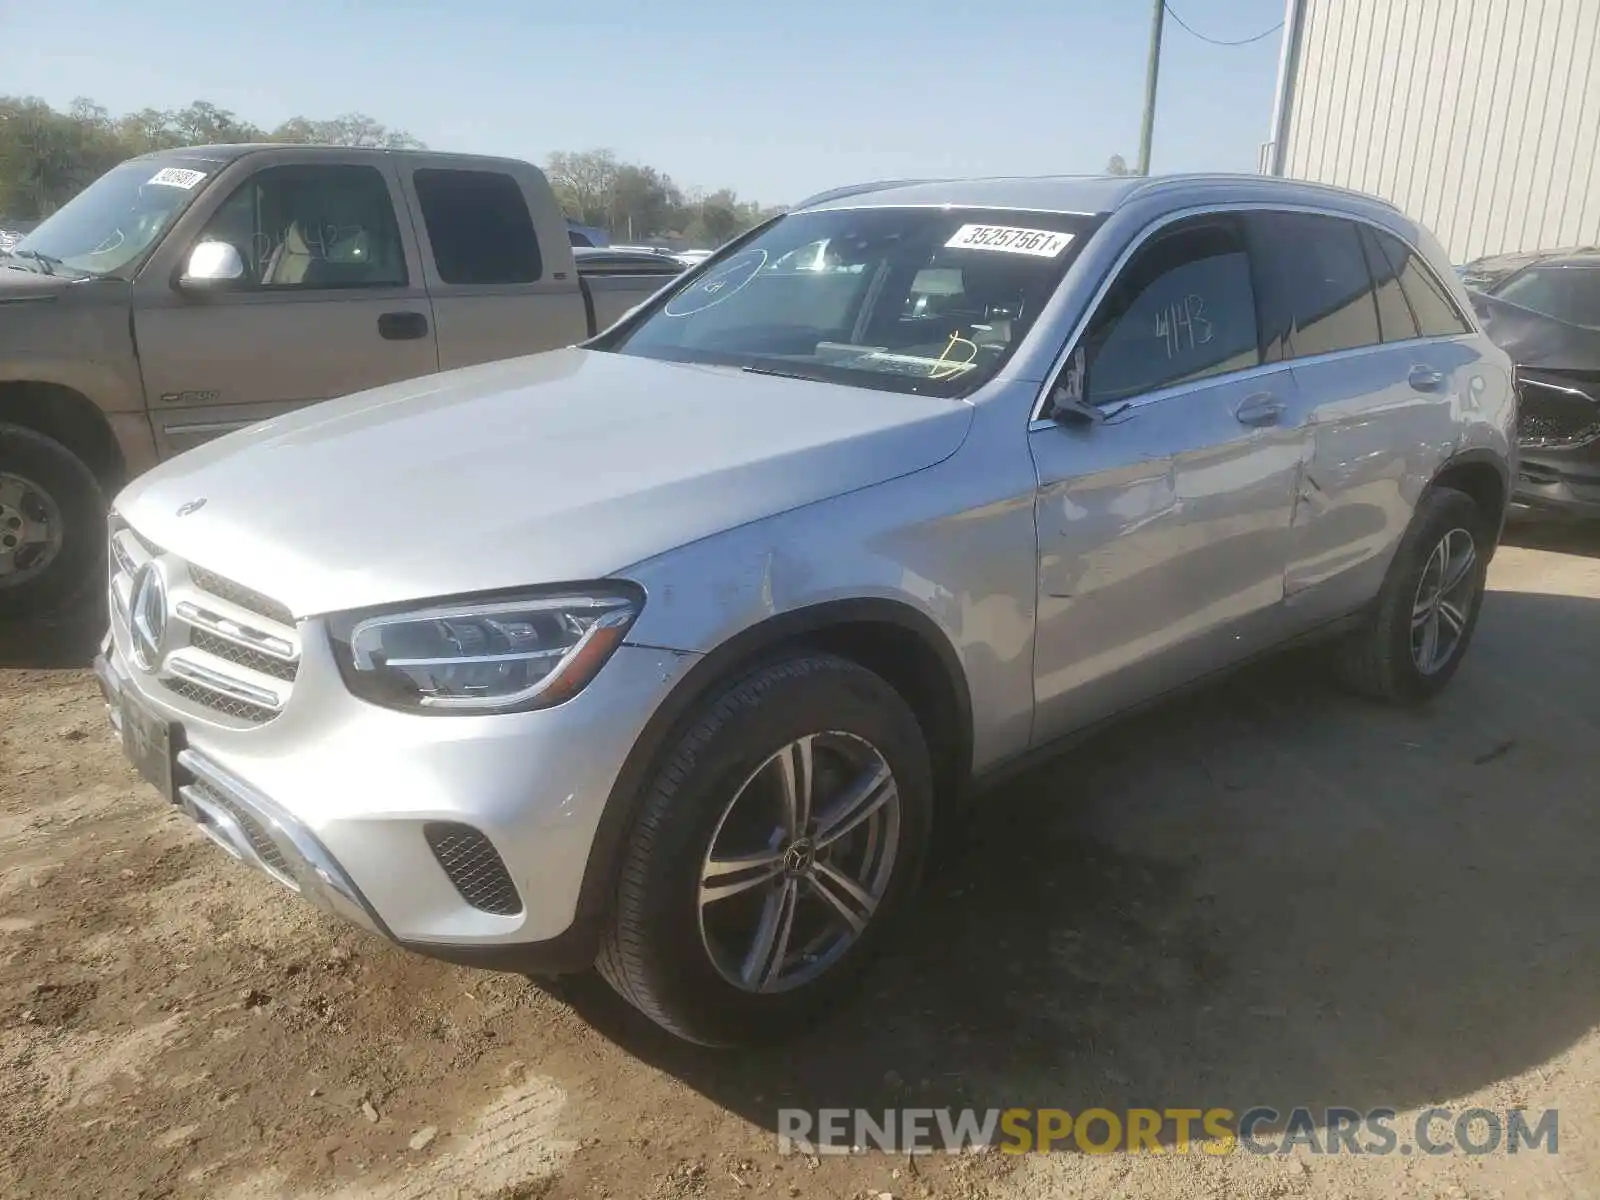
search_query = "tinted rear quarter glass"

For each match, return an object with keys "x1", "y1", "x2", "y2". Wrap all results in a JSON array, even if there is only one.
[
  {"x1": 413, "y1": 168, "x2": 541, "y2": 285},
  {"x1": 1360, "y1": 224, "x2": 1419, "y2": 342},
  {"x1": 1371, "y1": 227, "x2": 1471, "y2": 337},
  {"x1": 1249, "y1": 211, "x2": 1381, "y2": 359}
]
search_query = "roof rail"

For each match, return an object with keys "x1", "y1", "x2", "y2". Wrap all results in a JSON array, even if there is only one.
[
  {"x1": 792, "y1": 178, "x2": 945, "y2": 210},
  {"x1": 1121, "y1": 172, "x2": 1403, "y2": 213}
]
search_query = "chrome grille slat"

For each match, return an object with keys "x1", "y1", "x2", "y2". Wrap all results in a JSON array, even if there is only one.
[
  {"x1": 188, "y1": 564, "x2": 295, "y2": 626},
  {"x1": 187, "y1": 628, "x2": 299, "y2": 681}
]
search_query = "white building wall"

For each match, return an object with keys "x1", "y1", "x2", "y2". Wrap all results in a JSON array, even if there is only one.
[{"x1": 1278, "y1": 0, "x2": 1600, "y2": 263}]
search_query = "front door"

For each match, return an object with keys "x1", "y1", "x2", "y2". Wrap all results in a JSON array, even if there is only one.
[
  {"x1": 133, "y1": 156, "x2": 437, "y2": 457},
  {"x1": 1028, "y1": 213, "x2": 1307, "y2": 742}
]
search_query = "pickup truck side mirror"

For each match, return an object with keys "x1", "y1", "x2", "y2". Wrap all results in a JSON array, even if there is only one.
[{"x1": 178, "y1": 241, "x2": 245, "y2": 290}]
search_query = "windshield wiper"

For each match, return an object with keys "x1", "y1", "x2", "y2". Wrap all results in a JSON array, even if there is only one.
[
  {"x1": 741, "y1": 363, "x2": 825, "y2": 383},
  {"x1": 6, "y1": 248, "x2": 59, "y2": 275}
]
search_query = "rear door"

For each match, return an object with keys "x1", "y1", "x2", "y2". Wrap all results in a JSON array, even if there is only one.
[
  {"x1": 133, "y1": 155, "x2": 437, "y2": 457},
  {"x1": 398, "y1": 158, "x2": 588, "y2": 369},
  {"x1": 1247, "y1": 211, "x2": 1471, "y2": 620},
  {"x1": 1028, "y1": 213, "x2": 1307, "y2": 741}
]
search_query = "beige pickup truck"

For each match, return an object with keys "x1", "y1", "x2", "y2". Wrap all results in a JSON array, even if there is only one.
[{"x1": 0, "y1": 144, "x2": 683, "y2": 617}]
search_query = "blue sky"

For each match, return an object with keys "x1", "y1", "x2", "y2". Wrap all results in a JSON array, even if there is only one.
[{"x1": 4, "y1": 0, "x2": 1289, "y2": 204}]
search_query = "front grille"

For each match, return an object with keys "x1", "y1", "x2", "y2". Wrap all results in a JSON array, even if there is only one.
[
  {"x1": 108, "y1": 522, "x2": 300, "y2": 727},
  {"x1": 189, "y1": 776, "x2": 294, "y2": 880},
  {"x1": 188, "y1": 565, "x2": 296, "y2": 627},
  {"x1": 423, "y1": 823, "x2": 523, "y2": 916},
  {"x1": 169, "y1": 679, "x2": 277, "y2": 725},
  {"x1": 1516, "y1": 375, "x2": 1600, "y2": 449},
  {"x1": 189, "y1": 628, "x2": 298, "y2": 681}
]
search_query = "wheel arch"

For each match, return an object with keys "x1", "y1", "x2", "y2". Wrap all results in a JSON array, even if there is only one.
[
  {"x1": 570, "y1": 597, "x2": 975, "y2": 937},
  {"x1": 1429, "y1": 448, "x2": 1510, "y2": 556},
  {"x1": 0, "y1": 379, "x2": 128, "y2": 493}
]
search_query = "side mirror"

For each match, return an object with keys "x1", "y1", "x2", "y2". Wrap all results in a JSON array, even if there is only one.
[
  {"x1": 1046, "y1": 343, "x2": 1133, "y2": 426},
  {"x1": 178, "y1": 241, "x2": 245, "y2": 290}
]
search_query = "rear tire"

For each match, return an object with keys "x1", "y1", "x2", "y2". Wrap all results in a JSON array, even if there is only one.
[
  {"x1": 596, "y1": 653, "x2": 933, "y2": 1047},
  {"x1": 1330, "y1": 485, "x2": 1489, "y2": 704},
  {"x1": 0, "y1": 423, "x2": 105, "y2": 620}
]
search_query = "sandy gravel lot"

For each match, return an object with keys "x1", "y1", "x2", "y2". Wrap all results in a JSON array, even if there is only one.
[{"x1": 2, "y1": 518, "x2": 1599, "y2": 1200}]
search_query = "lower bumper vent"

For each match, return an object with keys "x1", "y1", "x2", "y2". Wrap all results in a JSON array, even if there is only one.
[{"x1": 423, "y1": 823, "x2": 523, "y2": 916}]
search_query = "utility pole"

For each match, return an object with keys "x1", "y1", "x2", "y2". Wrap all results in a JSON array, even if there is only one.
[{"x1": 1136, "y1": 0, "x2": 1166, "y2": 175}]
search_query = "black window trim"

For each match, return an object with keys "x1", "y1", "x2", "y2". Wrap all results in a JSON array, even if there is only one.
[{"x1": 1030, "y1": 202, "x2": 1479, "y2": 426}]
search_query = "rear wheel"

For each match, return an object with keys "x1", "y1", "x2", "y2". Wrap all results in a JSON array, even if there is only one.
[
  {"x1": 596, "y1": 653, "x2": 933, "y2": 1046},
  {"x1": 1330, "y1": 486, "x2": 1489, "y2": 704},
  {"x1": 0, "y1": 423, "x2": 105, "y2": 619}
]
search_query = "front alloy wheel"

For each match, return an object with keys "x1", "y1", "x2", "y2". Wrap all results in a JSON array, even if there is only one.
[
  {"x1": 698, "y1": 732, "x2": 900, "y2": 993},
  {"x1": 596, "y1": 653, "x2": 933, "y2": 1046}
]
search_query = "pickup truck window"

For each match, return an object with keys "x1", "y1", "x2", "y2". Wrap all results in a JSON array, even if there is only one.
[
  {"x1": 197, "y1": 164, "x2": 407, "y2": 289},
  {"x1": 604, "y1": 207, "x2": 1094, "y2": 398},
  {"x1": 14, "y1": 157, "x2": 220, "y2": 278},
  {"x1": 413, "y1": 169, "x2": 541, "y2": 285}
]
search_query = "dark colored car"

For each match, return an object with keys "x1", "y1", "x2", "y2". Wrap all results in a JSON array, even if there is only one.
[{"x1": 1462, "y1": 247, "x2": 1600, "y2": 516}]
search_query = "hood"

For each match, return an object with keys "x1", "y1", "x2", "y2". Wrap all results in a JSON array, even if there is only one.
[
  {"x1": 1469, "y1": 290, "x2": 1600, "y2": 371},
  {"x1": 116, "y1": 349, "x2": 973, "y2": 617},
  {"x1": 0, "y1": 266, "x2": 73, "y2": 301}
]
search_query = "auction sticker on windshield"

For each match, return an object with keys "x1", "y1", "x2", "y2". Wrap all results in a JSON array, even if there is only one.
[
  {"x1": 147, "y1": 167, "x2": 208, "y2": 190},
  {"x1": 945, "y1": 224, "x2": 1073, "y2": 257}
]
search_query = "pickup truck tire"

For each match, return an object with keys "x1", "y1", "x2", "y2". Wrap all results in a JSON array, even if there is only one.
[
  {"x1": 595, "y1": 653, "x2": 933, "y2": 1047},
  {"x1": 1330, "y1": 486, "x2": 1489, "y2": 704},
  {"x1": 0, "y1": 423, "x2": 106, "y2": 619}
]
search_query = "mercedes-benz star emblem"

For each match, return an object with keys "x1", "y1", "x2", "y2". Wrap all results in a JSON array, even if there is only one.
[
  {"x1": 129, "y1": 562, "x2": 169, "y2": 672},
  {"x1": 176, "y1": 497, "x2": 207, "y2": 517}
]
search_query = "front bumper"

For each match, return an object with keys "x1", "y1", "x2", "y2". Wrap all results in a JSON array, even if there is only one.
[
  {"x1": 96, "y1": 621, "x2": 697, "y2": 971},
  {"x1": 1512, "y1": 450, "x2": 1600, "y2": 517}
]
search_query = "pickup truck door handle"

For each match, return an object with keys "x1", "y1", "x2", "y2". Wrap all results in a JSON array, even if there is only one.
[
  {"x1": 1409, "y1": 365, "x2": 1445, "y2": 392},
  {"x1": 377, "y1": 311, "x2": 429, "y2": 341},
  {"x1": 1234, "y1": 392, "x2": 1286, "y2": 427}
]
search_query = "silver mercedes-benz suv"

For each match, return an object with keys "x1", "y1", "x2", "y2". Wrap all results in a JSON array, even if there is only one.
[{"x1": 95, "y1": 174, "x2": 1516, "y2": 1046}]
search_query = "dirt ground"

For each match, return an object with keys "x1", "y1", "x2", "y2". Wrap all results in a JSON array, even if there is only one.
[{"x1": 3, "y1": 518, "x2": 1599, "y2": 1200}]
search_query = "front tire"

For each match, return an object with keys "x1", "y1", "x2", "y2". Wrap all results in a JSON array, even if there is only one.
[
  {"x1": 596, "y1": 653, "x2": 933, "y2": 1047},
  {"x1": 0, "y1": 424, "x2": 106, "y2": 620},
  {"x1": 1330, "y1": 485, "x2": 1490, "y2": 704}
]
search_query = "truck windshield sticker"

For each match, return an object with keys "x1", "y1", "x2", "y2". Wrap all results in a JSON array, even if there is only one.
[
  {"x1": 147, "y1": 167, "x2": 208, "y2": 190},
  {"x1": 944, "y1": 224, "x2": 1073, "y2": 258}
]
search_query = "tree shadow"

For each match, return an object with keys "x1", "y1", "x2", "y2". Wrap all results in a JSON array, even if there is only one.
[{"x1": 553, "y1": 587, "x2": 1600, "y2": 1148}]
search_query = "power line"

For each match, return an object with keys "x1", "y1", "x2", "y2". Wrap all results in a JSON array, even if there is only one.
[{"x1": 1163, "y1": 2, "x2": 1283, "y2": 46}]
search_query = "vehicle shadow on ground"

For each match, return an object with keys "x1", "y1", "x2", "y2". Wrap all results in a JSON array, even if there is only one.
[
  {"x1": 0, "y1": 592, "x2": 106, "y2": 670},
  {"x1": 554, "y1": 587, "x2": 1600, "y2": 1148},
  {"x1": 1504, "y1": 511, "x2": 1600, "y2": 558}
]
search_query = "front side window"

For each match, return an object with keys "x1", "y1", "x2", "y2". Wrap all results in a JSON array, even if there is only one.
[
  {"x1": 604, "y1": 207, "x2": 1094, "y2": 398},
  {"x1": 1251, "y1": 212, "x2": 1381, "y2": 359},
  {"x1": 1077, "y1": 216, "x2": 1261, "y2": 406},
  {"x1": 413, "y1": 169, "x2": 541, "y2": 285},
  {"x1": 197, "y1": 164, "x2": 407, "y2": 289},
  {"x1": 15, "y1": 158, "x2": 222, "y2": 278},
  {"x1": 1490, "y1": 264, "x2": 1600, "y2": 330}
]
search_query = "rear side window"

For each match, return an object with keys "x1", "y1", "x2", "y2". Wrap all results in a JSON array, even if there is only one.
[
  {"x1": 1250, "y1": 212, "x2": 1381, "y2": 359},
  {"x1": 1079, "y1": 216, "x2": 1261, "y2": 406},
  {"x1": 1360, "y1": 225, "x2": 1419, "y2": 342},
  {"x1": 1370, "y1": 228, "x2": 1473, "y2": 337},
  {"x1": 413, "y1": 168, "x2": 541, "y2": 285}
]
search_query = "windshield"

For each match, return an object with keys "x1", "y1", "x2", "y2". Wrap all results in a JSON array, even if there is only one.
[
  {"x1": 603, "y1": 207, "x2": 1095, "y2": 397},
  {"x1": 13, "y1": 158, "x2": 219, "y2": 278},
  {"x1": 1491, "y1": 264, "x2": 1600, "y2": 329}
]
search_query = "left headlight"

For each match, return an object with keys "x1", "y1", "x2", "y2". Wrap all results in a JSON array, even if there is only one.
[{"x1": 326, "y1": 586, "x2": 642, "y2": 715}]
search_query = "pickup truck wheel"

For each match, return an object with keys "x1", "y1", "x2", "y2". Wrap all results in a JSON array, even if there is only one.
[
  {"x1": 596, "y1": 653, "x2": 933, "y2": 1047},
  {"x1": 1330, "y1": 486, "x2": 1489, "y2": 704},
  {"x1": 0, "y1": 424, "x2": 106, "y2": 619}
]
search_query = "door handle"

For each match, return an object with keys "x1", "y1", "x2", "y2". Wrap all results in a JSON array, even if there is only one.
[
  {"x1": 1234, "y1": 392, "x2": 1286, "y2": 427},
  {"x1": 1409, "y1": 365, "x2": 1445, "y2": 391},
  {"x1": 377, "y1": 311, "x2": 429, "y2": 341}
]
